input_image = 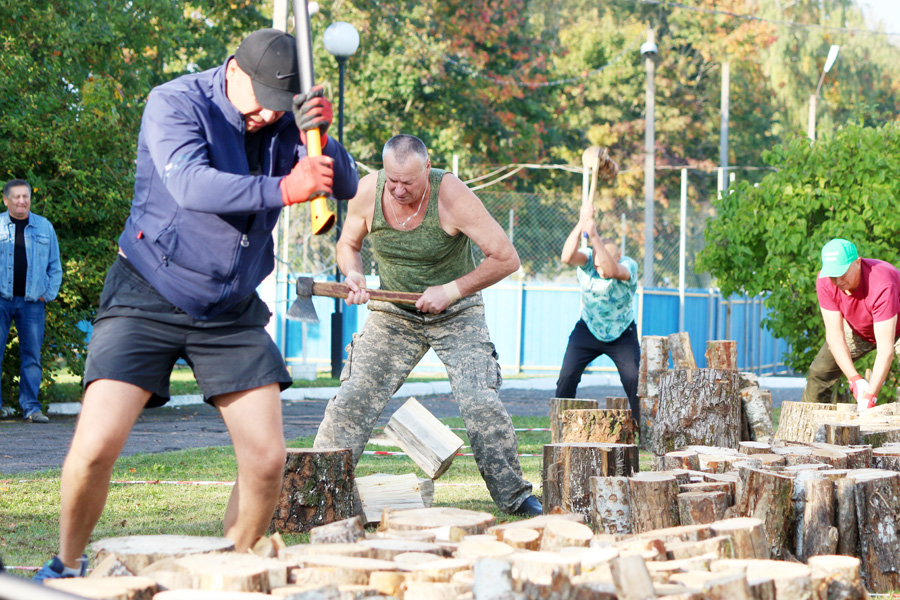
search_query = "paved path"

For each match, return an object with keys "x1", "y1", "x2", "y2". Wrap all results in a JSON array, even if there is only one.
[{"x1": 0, "y1": 375, "x2": 803, "y2": 475}]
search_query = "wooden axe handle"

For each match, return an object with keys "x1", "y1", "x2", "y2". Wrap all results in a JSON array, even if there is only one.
[{"x1": 311, "y1": 281, "x2": 421, "y2": 304}]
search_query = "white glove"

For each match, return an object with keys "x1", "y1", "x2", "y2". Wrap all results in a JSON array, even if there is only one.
[{"x1": 853, "y1": 378, "x2": 870, "y2": 412}]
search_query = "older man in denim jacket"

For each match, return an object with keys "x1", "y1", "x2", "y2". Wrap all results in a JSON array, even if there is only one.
[{"x1": 0, "y1": 179, "x2": 62, "y2": 423}]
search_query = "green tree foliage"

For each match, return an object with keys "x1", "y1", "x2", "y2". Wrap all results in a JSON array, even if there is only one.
[
  {"x1": 0, "y1": 1, "x2": 267, "y2": 406},
  {"x1": 698, "y1": 123, "x2": 900, "y2": 397}
]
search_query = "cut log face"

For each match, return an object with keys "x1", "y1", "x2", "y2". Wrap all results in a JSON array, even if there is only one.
[
  {"x1": 550, "y1": 398, "x2": 599, "y2": 444},
  {"x1": 309, "y1": 516, "x2": 365, "y2": 545},
  {"x1": 90, "y1": 535, "x2": 235, "y2": 575},
  {"x1": 44, "y1": 576, "x2": 159, "y2": 600},
  {"x1": 560, "y1": 409, "x2": 634, "y2": 444},
  {"x1": 677, "y1": 491, "x2": 729, "y2": 525},
  {"x1": 543, "y1": 443, "x2": 640, "y2": 520},
  {"x1": 378, "y1": 507, "x2": 495, "y2": 536},
  {"x1": 539, "y1": 519, "x2": 594, "y2": 552},
  {"x1": 652, "y1": 369, "x2": 741, "y2": 456},
  {"x1": 775, "y1": 402, "x2": 841, "y2": 444},
  {"x1": 710, "y1": 559, "x2": 812, "y2": 600},
  {"x1": 355, "y1": 473, "x2": 426, "y2": 524},
  {"x1": 171, "y1": 553, "x2": 288, "y2": 593},
  {"x1": 270, "y1": 448, "x2": 355, "y2": 534},
  {"x1": 610, "y1": 553, "x2": 656, "y2": 600},
  {"x1": 383, "y1": 397, "x2": 464, "y2": 479},
  {"x1": 357, "y1": 538, "x2": 446, "y2": 561}
]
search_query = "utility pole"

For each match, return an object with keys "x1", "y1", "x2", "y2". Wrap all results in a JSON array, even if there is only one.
[
  {"x1": 720, "y1": 61, "x2": 730, "y2": 183},
  {"x1": 641, "y1": 27, "x2": 657, "y2": 288}
]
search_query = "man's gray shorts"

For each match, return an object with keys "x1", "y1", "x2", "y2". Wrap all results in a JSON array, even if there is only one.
[{"x1": 83, "y1": 257, "x2": 292, "y2": 407}]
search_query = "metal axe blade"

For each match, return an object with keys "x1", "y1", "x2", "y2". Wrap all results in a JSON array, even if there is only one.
[{"x1": 287, "y1": 277, "x2": 319, "y2": 322}]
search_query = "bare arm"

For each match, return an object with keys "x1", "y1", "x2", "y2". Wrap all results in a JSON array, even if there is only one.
[
  {"x1": 560, "y1": 221, "x2": 588, "y2": 267},
  {"x1": 582, "y1": 212, "x2": 630, "y2": 280},
  {"x1": 867, "y1": 315, "x2": 897, "y2": 398},
  {"x1": 336, "y1": 172, "x2": 377, "y2": 305},
  {"x1": 821, "y1": 307, "x2": 859, "y2": 380},
  {"x1": 417, "y1": 174, "x2": 520, "y2": 313}
]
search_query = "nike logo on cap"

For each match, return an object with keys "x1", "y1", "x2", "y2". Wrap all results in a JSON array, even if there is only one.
[{"x1": 275, "y1": 71, "x2": 297, "y2": 80}]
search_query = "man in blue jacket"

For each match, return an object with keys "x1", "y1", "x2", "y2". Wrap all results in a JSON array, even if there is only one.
[
  {"x1": 35, "y1": 29, "x2": 358, "y2": 582},
  {"x1": 0, "y1": 179, "x2": 62, "y2": 423}
]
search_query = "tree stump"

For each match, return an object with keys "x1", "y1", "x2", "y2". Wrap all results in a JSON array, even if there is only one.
[
  {"x1": 549, "y1": 398, "x2": 599, "y2": 443},
  {"x1": 652, "y1": 369, "x2": 741, "y2": 456},
  {"x1": 852, "y1": 470, "x2": 900, "y2": 592},
  {"x1": 90, "y1": 535, "x2": 235, "y2": 575},
  {"x1": 807, "y1": 555, "x2": 868, "y2": 600},
  {"x1": 678, "y1": 491, "x2": 729, "y2": 525},
  {"x1": 705, "y1": 340, "x2": 737, "y2": 370},
  {"x1": 663, "y1": 450, "x2": 701, "y2": 471},
  {"x1": 590, "y1": 476, "x2": 631, "y2": 535},
  {"x1": 560, "y1": 409, "x2": 634, "y2": 444},
  {"x1": 638, "y1": 335, "x2": 669, "y2": 397},
  {"x1": 628, "y1": 472, "x2": 680, "y2": 533},
  {"x1": 539, "y1": 519, "x2": 593, "y2": 552},
  {"x1": 668, "y1": 332, "x2": 697, "y2": 369},
  {"x1": 733, "y1": 465, "x2": 794, "y2": 559},
  {"x1": 384, "y1": 397, "x2": 464, "y2": 479},
  {"x1": 269, "y1": 448, "x2": 354, "y2": 533},
  {"x1": 543, "y1": 443, "x2": 639, "y2": 521}
]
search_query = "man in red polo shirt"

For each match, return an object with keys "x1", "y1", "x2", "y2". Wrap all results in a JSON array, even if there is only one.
[{"x1": 802, "y1": 239, "x2": 900, "y2": 411}]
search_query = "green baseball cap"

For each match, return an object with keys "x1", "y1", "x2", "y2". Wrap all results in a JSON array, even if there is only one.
[{"x1": 820, "y1": 238, "x2": 858, "y2": 277}]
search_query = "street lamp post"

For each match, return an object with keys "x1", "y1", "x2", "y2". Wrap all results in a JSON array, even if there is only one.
[
  {"x1": 808, "y1": 44, "x2": 840, "y2": 142},
  {"x1": 323, "y1": 21, "x2": 360, "y2": 379}
]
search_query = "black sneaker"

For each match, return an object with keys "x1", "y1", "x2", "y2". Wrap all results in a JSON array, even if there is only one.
[
  {"x1": 33, "y1": 555, "x2": 87, "y2": 582},
  {"x1": 513, "y1": 495, "x2": 543, "y2": 517}
]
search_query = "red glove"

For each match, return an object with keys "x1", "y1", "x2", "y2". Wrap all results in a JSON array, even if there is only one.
[
  {"x1": 849, "y1": 374, "x2": 864, "y2": 398},
  {"x1": 292, "y1": 86, "x2": 333, "y2": 148},
  {"x1": 280, "y1": 155, "x2": 334, "y2": 206},
  {"x1": 863, "y1": 392, "x2": 877, "y2": 410}
]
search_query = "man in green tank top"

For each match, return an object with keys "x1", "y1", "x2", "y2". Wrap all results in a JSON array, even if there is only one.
[{"x1": 314, "y1": 134, "x2": 541, "y2": 517}]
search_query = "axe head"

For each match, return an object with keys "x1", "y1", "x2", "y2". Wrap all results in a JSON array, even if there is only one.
[
  {"x1": 287, "y1": 277, "x2": 319, "y2": 322},
  {"x1": 581, "y1": 146, "x2": 602, "y2": 170}
]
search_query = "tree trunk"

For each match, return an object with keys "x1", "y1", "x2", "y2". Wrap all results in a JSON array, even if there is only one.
[
  {"x1": 542, "y1": 442, "x2": 639, "y2": 520},
  {"x1": 652, "y1": 369, "x2": 741, "y2": 456},
  {"x1": 590, "y1": 476, "x2": 632, "y2": 535},
  {"x1": 668, "y1": 332, "x2": 697, "y2": 369},
  {"x1": 628, "y1": 472, "x2": 680, "y2": 533},
  {"x1": 560, "y1": 409, "x2": 634, "y2": 444},
  {"x1": 270, "y1": 448, "x2": 355, "y2": 533},
  {"x1": 733, "y1": 465, "x2": 794, "y2": 559},
  {"x1": 835, "y1": 476, "x2": 859, "y2": 558},
  {"x1": 549, "y1": 398, "x2": 599, "y2": 443},
  {"x1": 852, "y1": 470, "x2": 900, "y2": 592}
]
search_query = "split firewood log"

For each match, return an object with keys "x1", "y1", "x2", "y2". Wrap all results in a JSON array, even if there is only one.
[
  {"x1": 90, "y1": 535, "x2": 234, "y2": 575},
  {"x1": 43, "y1": 576, "x2": 158, "y2": 600},
  {"x1": 270, "y1": 448, "x2": 355, "y2": 533},
  {"x1": 550, "y1": 397, "x2": 600, "y2": 443}
]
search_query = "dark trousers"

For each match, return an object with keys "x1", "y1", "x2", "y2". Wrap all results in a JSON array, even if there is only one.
[{"x1": 555, "y1": 319, "x2": 641, "y2": 421}]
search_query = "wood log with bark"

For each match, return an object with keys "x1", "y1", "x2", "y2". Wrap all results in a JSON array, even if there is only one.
[
  {"x1": 355, "y1": 473, "x2": 427, "y2": 524},
  {"x1": 677, "y1": 491, "x2": 729, "y2": 525},
  {"x1": 543, "y1": 442, "x2": 639, "y2": 520},
  {"x1": 606, "y1": 396, "x2": 630, "y2": 410},
  {"x1": 705, "y1": 340, "x2": 737, "y2": 370},
  {"x1": 90, "y1": 535, "x2": 235, "y2": 575},
  {"x1": 652, "y1": 369, "x2": 741, "y2": 457},
  {"x1": 732, "y1": 465, "x2": 794, "y2": 559},
  {"x1": 638, "y1": 335, "x2": 669, "y2": 397},
  {"x1": 270, "y1": 448, "x2": 355, "y2": 533},
  {"x1": 668, "y1": 332, "x2": 697, "y2": 370},
  {"x1": 628, "y1": 472, "x2": 681, "y2": 533},
  {"x1": 740, "y1": 386, "x2": 775, "y2": 442},
  {"x1": 560, "y1": 409, "x2": 634, "y2": 444},
  {"x1": 44, "y1": 576, "x2": 159, "y2": 600},
  {"x1": 851, "y1": 469, "x2": 900, "y2": 592},
  {"x1": 549, "y1": 398, "x2": 599, "y2": 444},
  {"x1": 590, "y1": 476, "x2": 632, "y2": 535}
]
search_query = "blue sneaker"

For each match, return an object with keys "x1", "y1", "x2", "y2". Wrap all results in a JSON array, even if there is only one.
[{"x1": 33, "y1": 555, "x2": 87, "y2": 583}]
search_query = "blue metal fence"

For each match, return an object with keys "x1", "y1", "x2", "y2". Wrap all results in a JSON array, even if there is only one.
[{"x1": 275, "y1": 276, "x2": 791, "y2": 377}]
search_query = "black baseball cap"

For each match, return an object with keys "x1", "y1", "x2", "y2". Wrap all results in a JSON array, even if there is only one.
[{"x1": 234, "y1": 29, "x2": 300, "y2": 112}]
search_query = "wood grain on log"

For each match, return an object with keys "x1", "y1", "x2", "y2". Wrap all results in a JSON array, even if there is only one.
[
  {"x1": 709, "y1": 517, "x2": 769, "y2": 559},
  {"x1": 355, "y1": 473, "x2": 426, "y2": 524},
  {"x1": 639, "y1": 395, "x2": 658, "y2": 450},
  {"x1": 740, "y1": 386, "x2": 775, "y2": 442},
  {"x1": 638, "y1": 335, "x2": 669, "y2": 398},
  {"x1": 539, "y1": 519, "x2": 594, "y2": 552},
  {"x1": 801, "y1": 477, "x2": 838, "y2": 561},
  {"x1": 852, "y1": 470, "x2": 900, "y2": 592},
  {"x1": 705, "y1": 340, "x2": 737, "y2": 370},
  {"x1": 379, "y1": 507, "x2": 495, "y2": 536},
  {"x1": 90, "y1": 535, "x2": 235, "y2": 575},
  {"x1": 733, "y1": 466, "x2": 794, "y2": 559},
  {"x1": 678, "y1": 491, "x2": 729, "y2": 525},
  {"x1": 606, "y1": 397, "x2": 630, "y2": 410},
  {"x1": 44, "y1": 576, "x2": 158, "y2": 600},
  {"x1": 383, "y1": 397, "x2": 464, "y2": 479},
  {"x1": 549, "y1": 398, "x2": 599, "y2": 444},
  {"x1": 309, "y1": 516, "x2": 365, "y2": 545},
  {"x1": 628, "y1": 472, "x2": 680, "y2": 533},
  {"x1": 775, "y1": 401, "x2": 840, "y2": 444},
  {"x1": 270, "y1": 448, "x2": 355, "y2": 534}
]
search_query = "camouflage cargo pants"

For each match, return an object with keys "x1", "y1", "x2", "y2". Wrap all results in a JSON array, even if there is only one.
[
  {"x1": 801, "y1": 320, "x2": 900, "y2": 403},
  {"x1": 313, "y1": 294, "x2": 533, "y2": 513}
]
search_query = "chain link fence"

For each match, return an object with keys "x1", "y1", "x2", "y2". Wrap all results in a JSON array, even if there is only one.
[{"x1": 279, "y1": 163, "x2": 769, "y2": 289}]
